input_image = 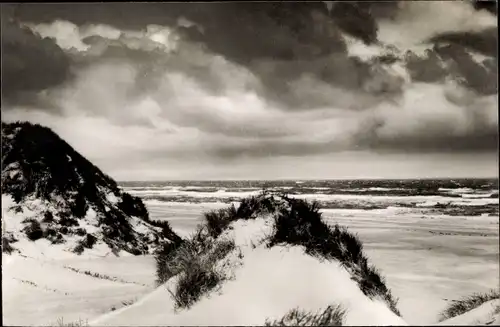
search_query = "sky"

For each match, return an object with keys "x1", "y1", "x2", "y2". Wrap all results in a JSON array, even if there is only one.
[{"x1": 1, "y1": 1, "x2": 498, "y2": 180}]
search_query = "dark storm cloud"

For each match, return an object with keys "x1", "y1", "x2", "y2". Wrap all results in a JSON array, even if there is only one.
[
  {"x1": 472, "y1": 0, "x2": 498, "y2": 15},
  {"x1": 405, "y1": 42, "x2": 497, "y2": 95},
  {"x1": 357, "y1": 122, "x2": 498, "y2": 153},
  {"x1": 4, "y1": 2, "x2": 407, "y2": 110},
  {"x1": 429, "y1": 27, "x2": 497, "y2": 57},
  {"x1": 2, "y1": 3, "x2": 177, "y2": 30},
  {"x1": 209, "y1": 140, "x2": 344, "y2": 160},
  {"x1": 1, "y1": 18, "x2": 72, "y2": 108},
  {"x1": 328, "y1": 1, "x2": 401, "y2": 44},
  {"x1": 433, "y1": 43, "x2": 497, "y2": 95},
  {"x1": 1, "y1": 1, "x2": 497, "y2": 162},
  {"x1": 4, "y1": 2, "x2": 497, "y2": 110}
]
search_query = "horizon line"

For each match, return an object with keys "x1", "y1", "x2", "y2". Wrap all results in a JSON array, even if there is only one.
[{"x1": 116, "y1": 177, "x2": 499, "y2": 183}]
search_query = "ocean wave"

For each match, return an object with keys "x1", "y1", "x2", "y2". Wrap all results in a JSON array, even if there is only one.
[
  {"x1": 142, "y1": 194, "x2": 499, "y2": 217},
  {"x1": 119, "y1": 179, "x2": 499, "y2": 217},
  {"x1": 121, "y1": 183, "x2": 497, "y2": 198}
]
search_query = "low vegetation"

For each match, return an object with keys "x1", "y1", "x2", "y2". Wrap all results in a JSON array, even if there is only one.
[
  {"x1": 56, "y1": 317, "x2": 88, "y2": 327},
  {"x1": 265, "y1": 304, "x2": 346, "y2": 326},
  {"x1": 266, "y1": 196, "x2": 400, "y2": 316},
  {"x1": 157, "y1": 227, "x2": 236, "y2": 309},
  {"x1": 22, "y1": 218, "x2": 44, "y2": 241},
  {"x1": 438, "y1": 289, "x2": 500, "y2": 322},
  {"x1": 2, "y1": 236, "x2": 15, "y2": 254},
  {"x1": 154, "y1": 192, "x2": 401, "y2": 316},
  {"x1": 204, "y1": 193, "x2": 278, "y2": 238},
  {"x1": 2, "y1": 121, "x2": 181, "y2": 256},
  {"x1": 267, "y1": 196, "x2": 400, "y2": 316},
  {"x1": 149, "y1": 219, "x2": 183, "y2": 244}
]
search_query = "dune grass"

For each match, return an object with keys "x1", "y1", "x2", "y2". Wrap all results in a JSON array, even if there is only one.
[
  {"x1": 156, "y1": 225, "x2": 236, "y2": 309},
  {"x1": 56, "y1": 317, "x2": 88, "y2": 327},
  {"x1": 439, "y1": 288, "x2": 500, "y2": 322},
  {"x1": 168, "y1": 237, "x2": 236, "y2": 309},
  {"x1": 154, "y1": 192, "x2": 400, "y2": 315},
  {"x1": 265, "y1": 304, "x2": 346, "y2": 326},
  {"x1": 268, "y1": 196, "x2": 400, "y2": 316},
  {"x1": 203, "y1": 192, "x2": 277, "y2": 238}
]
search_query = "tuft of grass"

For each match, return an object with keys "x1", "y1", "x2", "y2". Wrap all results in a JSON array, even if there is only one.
[
  {"x1": 155, "y1": 239, "x2": 185, "y2": 285},
  {"x1": 203, "y1": 193, "x2": 279, "y2": 238},
  {"x1": 268, "y1": 196, "x2": 400, "y2": 316},
  {"x1": 73, "y1": 243, "x2": 85, "y2": 255},
  {"x1": 2, "y1": 236, "x2": 15, "y2": 253},
  {"x1": 56, "y1": 317, "x2": 89, "y2": 327},
  {"x1": 157, "y1": 229, "x2": 236, "y2": 309},
  {"x1": 439, "y1": 289, "x2": 500, "y2": 322},
  {"x1": 42, "y1": 211, "x2": 54, "y2": 223},
  {"x1": 81, "y1": 234, "x2": 97, "y2": 249},
  {"x1": 22, "y1": 218, "x2": 44, "y2": 241},
  {"x1": 43, "y1": 227, "x2": 65, "y2": 244},
  {"x1": 265, "y1": 304, "x2": 346, "y2": 326},
  {"x1": 121, "y1": 298, "x2": 136, "y2": 307},
  {"x1": 204, "y1": 205, "x2": 237, "y2": 238},
  {"x1": 169, "y1": 262, "x2": 224, "y2": 309}
]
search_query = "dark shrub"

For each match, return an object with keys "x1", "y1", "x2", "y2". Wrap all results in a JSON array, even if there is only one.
[
  {"x1": 59, "y1": 213, "x2": 79, "y2": 227},
  {"x1": 59, "y1": 226, "x2": 69, "y2": 235},
  {"x1": 43, "y1": 227, "x2": 57, "y2": 237},
  {"x1": 50, "y1": 233, "x2": 65, "y2": 244},
  {"x1": 23, "y1": 219, "x2": 44, "y2": 241},
  {"x1": 2, "y1": 237, "x2": 15, "y2": 254},
  {"x1": 74, "y1": 228, "x2": 87, "y2": 236},
  {"x1": 150, "y1": 220, "x2": 183, "y2": 244},
  {"x1": 73, "y1": 243, "x2": 85, "y2": 255},
  {"x1": 42, "y1": 211, "x2": 54, "y2": 223},
  {"x1": 119, "y1": 192, "x2": 149, "y2": 221},
  {"x1": 71, "y1": 194, "x2": 89, "y2": 218},
  {"x1": 82, "y1": 234, "x2": 97, "y2": 249},
  {"x1": 43, "y1": 227, "x2": 65, "y2": 244}
]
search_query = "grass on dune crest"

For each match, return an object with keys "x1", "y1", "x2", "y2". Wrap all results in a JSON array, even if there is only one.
[
  {"x1": 155, "y1": 191, "x2": 400, "y2": 315},
  {"x1": 438, "y1": 289, "x2": 500, "y2": 322},
  {"x1": 204, "y1": 192, "x2": 278, "y2": 238},
  {"x1": 268, "y1": 195, "x2": 400, "y2": 316},
  {"x1": 265, "y1": 304, "x2": 346, "y2": 326},
  {"x1": 156, "y1": 225, "x2": 237, "y2": 309}
]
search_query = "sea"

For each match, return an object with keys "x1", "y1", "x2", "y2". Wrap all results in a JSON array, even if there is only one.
[{"x1": 120, "y1": 179, "x2": 499, "y2": 233}]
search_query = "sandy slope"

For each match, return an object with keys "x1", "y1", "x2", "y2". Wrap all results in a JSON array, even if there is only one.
[
  {"x1": 146, "y1": 201, "x2": 500, "y2": 325},
  {"x1": 2, "y1": 253, "x2": 156, "y2": 326},
  {"x1": 3, "y1": 199, "x2": 497, "y2": 325},
  {"x1": 437, "y1": 299, "x2": 500, "y2": 325},
  {"x1": 90, "y1": 218, "x2": 407, "y2": 326}
]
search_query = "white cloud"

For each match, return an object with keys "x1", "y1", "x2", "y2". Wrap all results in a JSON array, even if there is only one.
[
  {"x1": 5, "y1": 8, "x2": 497, "y2": 179},
  {"x1": 378, "y1": 1, "x2": 497, "y2": 48}
]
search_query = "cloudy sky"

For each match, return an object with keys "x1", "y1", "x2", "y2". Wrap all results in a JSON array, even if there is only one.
[{"x1": 1, "y1": 1, "x2": 498, "y2": 180}]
